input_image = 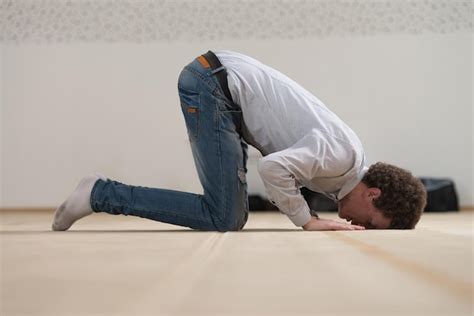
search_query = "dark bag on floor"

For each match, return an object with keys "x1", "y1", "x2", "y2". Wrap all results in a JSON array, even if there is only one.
[{"x1": 420, "y1": 177, "x2": 459, "y2": 212}]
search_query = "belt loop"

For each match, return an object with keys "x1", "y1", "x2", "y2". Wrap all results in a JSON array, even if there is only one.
[{"x1": 210, "y1": 65, "x2": 225, "y2": 75}]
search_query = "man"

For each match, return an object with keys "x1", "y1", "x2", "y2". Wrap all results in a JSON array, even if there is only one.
[{"x1": 52, "y1": 50, "x2": 427, "y2": 232}]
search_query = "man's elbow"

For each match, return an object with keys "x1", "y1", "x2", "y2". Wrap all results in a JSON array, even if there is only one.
[{"x1": 257, "y1": 158, "x2": 274, "y2": 177}]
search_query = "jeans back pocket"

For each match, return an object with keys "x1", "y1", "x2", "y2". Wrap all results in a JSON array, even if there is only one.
[{"x1": 178, "y1": 87, "x2": 201, "y2": 142}]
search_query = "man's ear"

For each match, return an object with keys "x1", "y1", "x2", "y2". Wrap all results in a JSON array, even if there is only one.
[{"x1": 367, "y1": 187, "x2": 382, "y2": 200}]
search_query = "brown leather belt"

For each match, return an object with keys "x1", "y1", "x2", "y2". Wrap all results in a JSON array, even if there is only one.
[{"x1": 197, "y1": 50, "x2": 233, "y2": 103}]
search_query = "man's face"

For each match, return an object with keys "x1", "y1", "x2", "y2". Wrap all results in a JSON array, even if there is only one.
[{"x1": 337, "y1": 185, "x2": 392, "y2": 229}]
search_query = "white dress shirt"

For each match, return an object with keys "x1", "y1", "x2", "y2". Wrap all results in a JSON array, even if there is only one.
[{"x1": 214, "y1": 50, "x2": 368, "y2": 227}]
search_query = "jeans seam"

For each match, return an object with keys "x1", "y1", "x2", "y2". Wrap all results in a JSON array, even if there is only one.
[{"x1": 216, "y1": 113, "x2": 227, "y2": 224}]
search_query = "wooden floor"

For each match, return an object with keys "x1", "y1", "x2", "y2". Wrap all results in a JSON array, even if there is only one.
[{"x1": 1, "y1": 209, "x2": 472, "y2": 316}]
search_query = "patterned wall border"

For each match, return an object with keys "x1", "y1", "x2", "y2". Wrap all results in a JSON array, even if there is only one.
[{"x1": 1, "y1": 0, "x2": 473, "y2": 43}]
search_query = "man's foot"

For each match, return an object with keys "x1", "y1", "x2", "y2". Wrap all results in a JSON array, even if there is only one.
[{"x1": 52, "y1": 173, "x2": 107, "y2": 231}]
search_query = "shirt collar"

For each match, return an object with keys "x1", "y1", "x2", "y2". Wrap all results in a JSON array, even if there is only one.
[{"x1": 336, "y1": 165, "x2": 369, "y2": 200}]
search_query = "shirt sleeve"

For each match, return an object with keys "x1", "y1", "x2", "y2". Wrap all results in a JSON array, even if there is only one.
[{"x1": 256, "y1": 130, "x2": 354, "y2": 227}]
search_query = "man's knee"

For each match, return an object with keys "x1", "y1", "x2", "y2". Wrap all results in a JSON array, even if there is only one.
[{"x1": 215, "y1": 216, "x2": 246, "y2": 232}]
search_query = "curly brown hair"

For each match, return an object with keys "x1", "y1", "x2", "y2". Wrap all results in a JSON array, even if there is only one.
[{"x1": 362, "y1": 162, "x2": 427, "y2": 229}]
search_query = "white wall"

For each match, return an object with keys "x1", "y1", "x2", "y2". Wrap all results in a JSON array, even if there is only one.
[
  {"x1": 471, "y1": 33, "x2": 474, "y2": 205},
  {"x1": 0, "y1": 43, "x2": 3, "y2": 207},
  {"x1": 1, "y1": 0, "x2": 472, "y2": 208}
]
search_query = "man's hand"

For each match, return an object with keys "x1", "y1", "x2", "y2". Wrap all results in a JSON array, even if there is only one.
[{"x1": 302, "y1": 216, "x2": 365, "y2": 231}]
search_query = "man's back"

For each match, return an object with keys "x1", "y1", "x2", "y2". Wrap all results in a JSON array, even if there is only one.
[{"x1": 214, "y1": 50, "x2": 360, "y2": 157}]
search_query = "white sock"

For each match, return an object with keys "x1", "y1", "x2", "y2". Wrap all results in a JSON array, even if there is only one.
[{"x1": 52, "y1": 172, "x2": 107, "y2": 231}]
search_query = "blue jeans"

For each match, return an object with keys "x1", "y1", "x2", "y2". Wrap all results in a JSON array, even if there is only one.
[{"x1": 90, "y1": 54, "x2": 249, "y2": 231}]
